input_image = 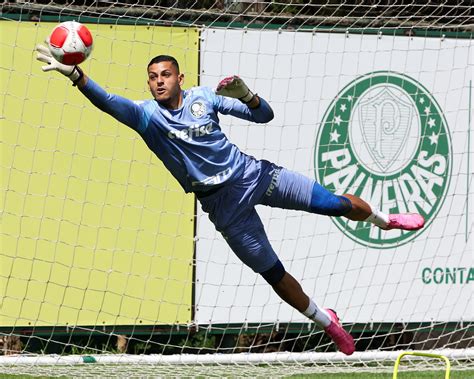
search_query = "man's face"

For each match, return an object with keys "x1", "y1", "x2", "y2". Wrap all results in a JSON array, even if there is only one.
[{"x1": 147, "y1": 61, "x2": 184, "y2": 106}]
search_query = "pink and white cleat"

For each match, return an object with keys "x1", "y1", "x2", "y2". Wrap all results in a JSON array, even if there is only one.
[
  {"x1": 324, "y1": 309, "x2": 355, "y2": 355},
  {"x1": 384, "y1": 213, "x2": 425, "y2": 231}
]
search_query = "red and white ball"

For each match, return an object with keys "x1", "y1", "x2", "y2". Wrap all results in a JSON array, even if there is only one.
[{"x1": 48, "y1": 21, "x2": 93, "y2": 65}]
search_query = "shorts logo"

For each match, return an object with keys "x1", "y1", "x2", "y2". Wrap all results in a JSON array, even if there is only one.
[
  {"x1": 190, "y1": 101, "x2": 206, "y2": 118},
  {"x1": 315, "y1": 71, "x2": 452, "y2": 248},
  {"x1": 265, "y1": 168, "x2": 282, "y2": 197}
]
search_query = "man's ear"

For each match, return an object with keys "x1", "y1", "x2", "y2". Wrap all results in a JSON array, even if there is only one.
[{"x1": 178, "y1": 73, "x2": 184, "y2": 86}]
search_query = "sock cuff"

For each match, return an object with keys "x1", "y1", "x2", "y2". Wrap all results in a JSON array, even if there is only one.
[
  {"x1": 303, "y1": 300, "x2": 317, "y2": 319},
  {"x1": 364, "y1": 203, "x2": 389, "y2": 228},
  {"x1": 302, "y1": 299, "x2": 331, "y2": 327}
]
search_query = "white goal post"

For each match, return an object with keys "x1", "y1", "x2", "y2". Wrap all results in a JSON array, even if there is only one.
[{"x1": 1, "y1": 0, "x2": 473, "y2": 376}]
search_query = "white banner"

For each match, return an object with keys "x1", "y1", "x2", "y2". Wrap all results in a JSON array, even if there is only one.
[{"x1": 196, "y1": 29, "x2": 473, "y2": 324}]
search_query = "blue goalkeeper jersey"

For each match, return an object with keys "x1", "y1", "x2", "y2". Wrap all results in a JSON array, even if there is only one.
[{"x1": 80, "y1": 79, "x2": 274, "y2": 193}]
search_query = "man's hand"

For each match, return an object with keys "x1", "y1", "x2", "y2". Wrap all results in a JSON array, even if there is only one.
[
  {"x1": 216, "y1": 75, "x2": 255, "y2": 104},
  {"x1": 36, "y1": 44, "x2": 84, "y2": 85}
]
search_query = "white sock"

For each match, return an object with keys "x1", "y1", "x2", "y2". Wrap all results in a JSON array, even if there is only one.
[
  {"x1": 302, "y1": 299, "x2": 331, "y2": 327},
  {"x1": 364, "y1": 203, "x2": 389, "y2": 229}
]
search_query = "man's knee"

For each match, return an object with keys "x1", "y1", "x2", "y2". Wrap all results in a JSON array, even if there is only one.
[{"x1": 260, "y1": 260, "x2": 286, "y2": 285}]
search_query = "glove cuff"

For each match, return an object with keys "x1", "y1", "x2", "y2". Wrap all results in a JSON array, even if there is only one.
[
  {"x1": 239, "y1": 89, "x2": 254, "y2": 104},
  {"x1": 67, "y1": 66, "x2": 84, "y2": 86}
]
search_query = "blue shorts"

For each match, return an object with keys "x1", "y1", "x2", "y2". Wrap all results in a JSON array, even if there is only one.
[{"x1": 197, "y1": 156, "x2": 348, "y2": 273}]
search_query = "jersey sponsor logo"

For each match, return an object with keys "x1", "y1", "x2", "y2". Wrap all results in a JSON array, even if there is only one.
[
  {"x1": 168, "y1": 122, "x2": 213, "y2": 141},
  {"x1": 190, "y1": 101, "x2": 206, "y2": 118},
  {"x1": 315, "y1": 71, "x2": 451, "y2": 248}
]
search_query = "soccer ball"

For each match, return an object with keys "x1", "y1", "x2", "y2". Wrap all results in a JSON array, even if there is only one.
[{"x1": 48, "y1": 21, "x2": 93, "y2": 65}]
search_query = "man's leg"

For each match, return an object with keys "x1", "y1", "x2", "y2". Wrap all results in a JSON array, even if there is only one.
[
  {"x1": 255, "y1": 167, "x2": 426, "y2": 354},
  {"x1": 268, "y1": 269, "x2": 355, "y2": 355},
  {"x1": 221, "y1": 210, "x2": 354, "y2": 355},
  {"x1": 340, "y1": 193, "x2": 424, "y2": 230},
  {"x1": 261, "y1": 168, "x2": 424, "y2": 231}
]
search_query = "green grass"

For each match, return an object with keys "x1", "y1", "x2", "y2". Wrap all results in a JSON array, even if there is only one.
[
  {"x1": 289, "y1": 371, "x2": 474, "y2": 378},
  {"x1": 1, "y1": 371, "x2": 474, "y2": 379}
]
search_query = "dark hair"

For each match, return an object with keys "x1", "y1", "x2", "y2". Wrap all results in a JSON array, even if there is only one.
[{"x1": 147, "y1": 55, "x2": 180, "y2": 72}]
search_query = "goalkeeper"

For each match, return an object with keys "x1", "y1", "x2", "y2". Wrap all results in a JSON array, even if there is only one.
[{"x1": 36, "y1": 47, "x2": 425, "y2": 356}]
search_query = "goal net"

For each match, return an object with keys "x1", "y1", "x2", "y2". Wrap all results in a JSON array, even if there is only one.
[{"x1": 1, "y1": 0, "x2": 473, "y2": 376}]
